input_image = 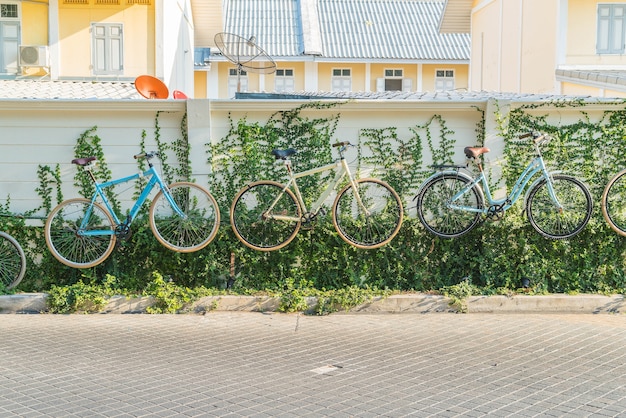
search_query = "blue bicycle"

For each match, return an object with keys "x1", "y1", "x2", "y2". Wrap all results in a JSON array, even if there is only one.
[
  {"x1": 415, "y1": 132, "x2": 593, "y2": 239},
  {"x1": 44, "y1": 152, "x2": 220, "y2": 268}
]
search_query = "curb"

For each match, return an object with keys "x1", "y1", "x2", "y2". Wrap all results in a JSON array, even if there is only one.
[{"x1": 1, "y1": 293, "x2": 624, "y2": 314}]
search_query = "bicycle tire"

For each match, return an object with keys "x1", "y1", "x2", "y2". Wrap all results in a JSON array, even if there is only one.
[
  {"x1": 45, "y1": 198, "x2": 116, "y2": 268},
  {"x1": 230, "y1": 181, "x2": 301, "y2": 251},
  {"x1": 149, "y1": 182, "x2": 220, "y2": 252},
  {"x1": 416, "y1": 172, "x2": 483, "y2": 238},
  {"x1": 526, "y1": 174, "x2": 593, "y2": 239},
  {"x1": 0, "y1": 231, "x2": 26, "y2": 290},
  {"x1": 602, "y1": 168, "x2": 626, "y2": 236},
  {"x1": 332, "y1": 178, "x2": 403, "y2": 249}
]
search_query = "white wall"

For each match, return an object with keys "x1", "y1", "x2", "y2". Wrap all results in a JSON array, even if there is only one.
[
  {"x1": 0, "y1": 100, "x2": 185, "y2": 219},
  {"x1": 0, "y1": 96, "x2": 617, "y2": 219}
]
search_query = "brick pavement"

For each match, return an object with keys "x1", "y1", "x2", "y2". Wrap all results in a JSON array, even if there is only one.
[{"x1": 1, "y1": 313, "x2": 626, "y2": 417}]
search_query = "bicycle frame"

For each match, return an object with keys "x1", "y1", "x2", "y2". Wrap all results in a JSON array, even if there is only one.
[
  {"x1": 266, "y1": 157, "x2": 360, "y2": 223},
  {"x1": 78, "y1": 164, "x2": 183, "y2": 236},
  {"x1": 445, "y1": 146, "x2": 562, "y2": 215}
]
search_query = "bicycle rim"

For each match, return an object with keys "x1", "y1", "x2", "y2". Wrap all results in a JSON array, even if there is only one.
[
  {"x1": 332, "y1": 179, "x2": 403, "y2": 249},
  {"x1": 602, "y1": 169, "x2": 626, "y2": 236},
  {"x1": 44, "y1": 198, "x2": 116, "y2": 268},
  {"x1": 527, "y1": 175, "x2": 592, "y2": 239},
  {"x1": 149, "y1": 182, "x2": 220, "y2": 252},
  {"x1": 0, "y1": 231, "x2": 26, "y2": 289},
  {"x1": 416, "y1": 173, "x2": 482, "y2": 238},
  {"x1": 230, "y1": 181, "x2": 301, "y2": 251}
]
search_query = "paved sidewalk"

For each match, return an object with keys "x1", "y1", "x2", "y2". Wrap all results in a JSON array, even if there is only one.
[{"x1": 1, "y1": 313, "x2": 626, "y2": 417}]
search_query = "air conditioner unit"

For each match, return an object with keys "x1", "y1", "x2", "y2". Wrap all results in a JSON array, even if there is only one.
[{"x1": 19, "y1": 45, "x2": 49, "y2": 67}]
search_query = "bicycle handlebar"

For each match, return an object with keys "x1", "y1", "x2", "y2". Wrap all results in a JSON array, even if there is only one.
[
  {"x1": 511, "y1": 132, "x2": 549, "y2": 146},
  {"x1": 332, "y1": 141, "x2": 352, "y2": 148},
  {"x1": 134, "y1": 151, "x2": 160, "y2": 160}
]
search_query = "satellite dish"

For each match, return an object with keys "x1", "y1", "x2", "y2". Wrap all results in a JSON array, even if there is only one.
[
  {"x1": 134, "y1": 75, "x2": 169, "y2": 99},
  {"x1": 172, "y1": 90, "x2": 188, "y2": 100},
  {"x1": 214, "y1": 32, "x2": 276, "y2": 93}
]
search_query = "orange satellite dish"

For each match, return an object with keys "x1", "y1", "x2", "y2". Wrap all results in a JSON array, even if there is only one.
[
  {"x1": 172, "y1": 90, "x2": 188, "y2": 100},
  {"x1": 134, "y1": 75, "x2": 169, "y2": 99}
]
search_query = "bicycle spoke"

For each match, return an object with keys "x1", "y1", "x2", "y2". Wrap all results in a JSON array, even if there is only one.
[
  {"x1": 527, "y1": 175, "x2": 592, "y2": 239},
  {"x1": 0, "y1": 232, "x2": 25, "y2": 289},
  {"x1": 416, "y1": 174, "x2": 482, "y2": 238},
  {"x1": 45, "y1": 199, "x2": 116, "y2": 268},
  {"x1": 333, "y1": 179, "x2": 403, "y2": 248},
  {"x1": 231, "y1": 181, "x2": 301, "y2": 251},
  {"x1": 603, "y1": 170, "x2": 626, "y2": 236},
  {"x1": 150, "y1": 182, "x2": 220, "y2": 252}
]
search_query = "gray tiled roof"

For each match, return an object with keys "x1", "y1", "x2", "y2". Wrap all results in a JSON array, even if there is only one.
[
  {"x1": 223, "y1": 0, "x2": 303, "y2": 57},
  {"x1": 556, "y1": 69, "x2": 626, "y2": 88},
  {"x1": 220, "y1": 0, "x2": 469, "y2": 61},
  {"x1": 235, "y1": 89, "x2": 618, "y2": 103},
  {"x1": 318, "y1": 0, "x2": 469, "y2": 60},
  {"x1": 0, "y1": 80, "x2": 141, "y2": 99}
]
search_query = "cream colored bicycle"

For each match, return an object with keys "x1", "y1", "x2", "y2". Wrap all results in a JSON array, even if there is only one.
[{"x1": 230, "y1": 142, "x2": 404, "y2": 251}]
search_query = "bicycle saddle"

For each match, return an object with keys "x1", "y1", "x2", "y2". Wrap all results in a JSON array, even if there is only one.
[
  {"x1": 464, "y1": 146, "x2": 490, "y2": 159},
  {"x1": 271, "y1": 148, "x2": 297, "y2": 160},
  {"x1": 71, "y1": 156, "x2": 97, "y2": 166}
]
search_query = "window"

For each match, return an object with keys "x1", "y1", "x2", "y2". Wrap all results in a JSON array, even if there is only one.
[
  {"x1": 194, "y1": 48, "x2": 211, "y2": 70},
  {"x1": 92, "y1": 23, "x2": 123, "y2": 75},
  {"x1": 435, "y1": 69, "x2": 455, "y2": 91},
  {"x1": 384, "y1": 69, "x2": 403, "y2": 91},
  {"x1": 331, "y1": 68, "x2": 351, "y2": 92},
  {"x1": 275, "y1": 68, "x2": 294, "y2": 92},
  {"x1": 597, "y1": 4, "x2": 626, "y2": 54},
  {"x1": 0, "y1": 2, "x2": 19, "y2": 74},
  {"x1": 1, "y1": 3, "x2": 17, "y2": 17},
  {"x1": 377, "y1": 69, "x2": 411, "y2": 92},
  {"x1": 228, "y1": 68, "x2": 247, "y2": 97}
]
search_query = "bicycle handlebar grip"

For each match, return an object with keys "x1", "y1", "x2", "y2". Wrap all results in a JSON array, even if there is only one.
[
  {"x1": 333, "y1": 141, "x2": 351, "y2": 147},
  {"x1": 134, "y1": 151, "x2": 159, "y2": 160}
]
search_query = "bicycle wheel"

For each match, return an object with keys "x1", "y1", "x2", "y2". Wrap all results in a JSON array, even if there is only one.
[
  {"x1": 416, "y1": 173, "x2": 483, "y2": 238},
  {"x1": 527, "y1": 174, "x2": 592, "y2": 239},
  {"x1": 45, "y1": 198, "x2": 116, "y2": 268},
  {"x1": 0, "y1": 231, "x2": 26, "y2": 290},
  {"x1": 149, "y1": 182, "x2": 220, "y2": 252},
  {"x1": 230, "y1": 181, "x2": 301, "y2": 251},
  {"x1": 602, "y1": 168, "x2": 626, "y2": 236},
  {"x1": 332, "y1": 178, "x2": 403, "y2": 249}
]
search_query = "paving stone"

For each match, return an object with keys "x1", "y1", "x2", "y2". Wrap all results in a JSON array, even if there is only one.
[{"x1": 1, "y1": 313, "x2": 626, "y2": 416}]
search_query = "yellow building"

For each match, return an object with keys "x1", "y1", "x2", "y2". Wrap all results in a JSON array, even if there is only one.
[
  {"x1": 441, "y1": 0, "x2": 626, "y2": 97},
  {"x1": 198, "y1": 0, "x2": 470, "y2": 99},
  {"x1": 2, "y1": 0, "x2": 470, "y2": 99},
  {"x1": 3, "y1": 0, "x2": 194, "y2": 95}
]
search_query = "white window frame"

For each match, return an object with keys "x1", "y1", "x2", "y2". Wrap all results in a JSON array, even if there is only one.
[
  {"x1": 0, "y1": 2, "x2": 20, "y2": 74},
  {"x1": 275, "y1": 68, "x2": 295, "y2": 92},
  {"x1": 331, "y1": 68, "x2": 351, "y2": 92},
  {"x1": 597, "y1": 3, "x2": 626, "y2": 54},
  {"x1": 435, "y1": 69, "x2": 455, "y2": 91},
  {"x1": 92, "y1": 23, "x2": 123, "y2": 75},
  {"x1": 228, "y1": 68, "x2": 248, "y2": 97},
  {"x1": 384, "y1": 68, "x2": 403, "y2": 91}
]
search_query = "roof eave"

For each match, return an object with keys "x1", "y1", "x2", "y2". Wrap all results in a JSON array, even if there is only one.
[{"x1": 438, "y1": 0, "x2": 472, "y2": 34}]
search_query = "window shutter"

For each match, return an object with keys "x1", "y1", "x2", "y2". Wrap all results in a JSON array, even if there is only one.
[
  {"x1": 376, "y1": 78, "x2": 385, "y2": 92},
  {"x1": 402, "y1": 78, "x2": 412, "y2": 92}
]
